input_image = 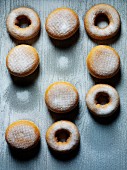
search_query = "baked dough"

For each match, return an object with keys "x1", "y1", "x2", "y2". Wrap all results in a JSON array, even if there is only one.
[
  {"x1": 84, "y1": 4, "x2": 120, "y2": 40},
  {"x1": 45, "y1": 82, "x2": 79, "y2": 113},
  {"x1": 46, "y1": 120, "x2": 80, "y2": 153},
  {"x1": 6, "y1": 7, "x2": 41, "y2": 40},
  {"x1": 5, "y1": 120, "x2": 40, "y2": 150},
  {"x1": 86, "y1": 84, "x2": 120, "y2": 117},
  {"x1": 86, "y1": 45, "x2": 120, "y2": 79},
  {"x1": 6, "y1": 45, "x2": 39, "y2": 77},
  {"x1": 45, "y1": 8, "x2": 79, "y2": 40}
]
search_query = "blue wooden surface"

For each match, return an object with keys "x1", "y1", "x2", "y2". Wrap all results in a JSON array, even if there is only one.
[{"x1": 0, "y1": 0, "x2": 126, "y2": 170}]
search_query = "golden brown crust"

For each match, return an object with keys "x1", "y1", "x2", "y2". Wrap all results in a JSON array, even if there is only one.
[
  {"x1": 5, "y1": 120, "x2": 40, "y2": 150},
  {"x1": 86, "y1": 84, "x2": 120, "y2": 117},
  {"x1": 45, "y1": 82, "x2": 79, "y2": 113},
  {"x1": 86, "y1": 45, "x2": 120, "y2": 79},
  {"x1": 46, "y1": 120, "x2": 80, "y2": 153},
  {"x1": 6, "y1": 45, "x2": 39, "y2": 77},
  {"x1": 45, "y1": 7, "x2": 79, "y2": 40},
  {"x1": 84, "y1": 4, "x2": 121, "y2": 40},
  {"x1": 6, "y1": 7, "x2": 41, "y2": 40}
]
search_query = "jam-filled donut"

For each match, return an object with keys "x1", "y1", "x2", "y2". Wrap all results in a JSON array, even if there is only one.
[
  {"x1": 45, "y1": 8, "x2": 79, "y2": 40},
  {"x1": 84, "y1": 4, "x2": 121, "y2": 40},
  {"x1": 46, "y1": 120, "x2": 80, "y2": 153},
  {"x1": 45, "y1": 82, "x2": 79, "y2": 113},
  {"x1": 87, "y1": 45, "x2": 120, "y2": 79},
  {"x1": 86, "y1": 84, "x2": 120, "y2": 117},
  {"x1": 5, "y1": 120, "x2": 40, "y2": 150},
  {"x1": 6, "y1": 7, "x2": 41, "y2": 40},
  {"x1": 6, "y1": 45, "x2": 39, "y2": 77}
]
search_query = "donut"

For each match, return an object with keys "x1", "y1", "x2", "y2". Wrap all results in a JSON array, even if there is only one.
[
  {"x1": 5, "y1": 120, "x2": 40, "y2": 150},
  {"x1": 6, "y1": 45, "x2": 39, "y2": 77},
  {"x1": 46, "y1": 120, "x2": 80, "y2": 153},
  {"x1": 6, "y1": 7, "x2": 41, "y2": 40},
  {"x1": 84, "y1": 4, "x2": 121, "y2": 40},
  {"x1": 45, "y1": 82, "x2": 79, "y2": 113},
  {"x1": 86, "y1": 84, "x2": 120, "y2": 117},
  {"x1": 45, "y1": 7, "x2": 79, "y2": 40},
  {"x1": 86, "y1": 45, "x2": 120, "y2": 79}
]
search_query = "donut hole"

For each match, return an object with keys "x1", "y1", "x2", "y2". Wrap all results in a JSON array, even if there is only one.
[
  {"x1": 95, "y1": 13, "x2": 109, "y2": 29},
  {"x1": 15, "y1": 15, "x2": 31, "y2": 28},
  {"x1": 95, "y1": 92, "x2": 110, "y2": 105},
  {"x1": 55, "y1": 129, "x2": 70, "y2": 143}
]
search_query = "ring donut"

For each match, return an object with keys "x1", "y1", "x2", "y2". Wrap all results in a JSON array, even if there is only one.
[
  {"x1": 6, "y1": 7, "x2": 41, "y2": 40},
  {"x1": 86, "y1": 45, "x2": 120, "y2": 79},
  {"x1": 84, "y1": 4, "x2": 121, "y2": 40},
  {"x1": 46, "y1": 120, "x2": 80, "y2": 153},
  {"x1": 5, "y1": 120, "x2": 40, "y2": 150},
  {"x1": 86, "y1": 84, "x2": 120, "y2": 117}
]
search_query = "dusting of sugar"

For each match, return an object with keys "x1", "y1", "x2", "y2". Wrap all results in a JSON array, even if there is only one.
[
  {"x1": 57, "y1": 56, "x2": 69, "y2": 70},
  {"x1": 7, "y1": 45, "x2": 39, "y2": 76},
  {"x1": 86, "y1": 84, "x2": 120, "y2": 116},
  {"x1": 46, "y1": 121, "x2": 80, "y2": 152},
  {"x1": 16, "y1": 90, "x2": 29, "y2": 103},
  {"x1": 7, "y1": 123, "x2": 38, "y2": 149},
  {"x1": 46, "y1": 82, "x2": 79, "y2": 113},
  {"x1": 87, "y1": 46, "x2": 120, "y2": 78},
  {"x1": 7, "y1": 7, "x2": 40, "y2": 40},
  {"x1": 85, "y1": 4, "x2": 120, "y2": 39},
  {"x1": 46, "y1": 8, "x2": 79, "y2": 39}
]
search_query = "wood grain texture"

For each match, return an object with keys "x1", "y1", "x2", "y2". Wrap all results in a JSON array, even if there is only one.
[{"x1": 0, "y1": 0, "x2": 127, "y2": 170}]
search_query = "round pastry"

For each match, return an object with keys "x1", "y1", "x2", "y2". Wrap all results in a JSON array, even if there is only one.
[
  {"x1": 45, "y1": 7, "x2": 79, "y2": 40},
  {"x1": 45, "y1": 82, "x2": 79, "y2": 113},
  {"x1": 46, "y1": 120, "x2": 80, "y2": 153},
  {"x1": 6, "y1": 7, "x2": 41, "y2": 40},
  {"x1": 5, "y1": 120, "x2": 40, "y2": 150},
  {"x1": 84, "y1": 4, "x2": 121, "y2": 40},
  {"x1": 86, "y1": 84, "x2": 120, "y2": 117},
  {"x1": 86, "y1": 45, "x2": 120, "y2": 79},
  {"x1": 6, "y1": 45, "x2": 39, "y2": 77}
]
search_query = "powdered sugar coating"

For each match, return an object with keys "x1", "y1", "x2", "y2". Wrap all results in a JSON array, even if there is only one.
[
  {"x1": 6, "y1": 45, "x2": 39, "y2": 77},
  {"x1": 45, "y1": 82, "x2": 79, "y2": 113},
  {"x1": 84, "y1": 4, "x2": 121, "y2": 40},
  {"x1": 46, "y1": 120, "x2": 80, "y2": 153},
  {"x1": 86, "y1": 84, "x2": 120, "y2": 117},
  {"x1": 6, "y1": 120, "x2": 40, "y2": 150},
  {"x1": 6, "y1": 7, "x2": 41, "y2": 40},
  {"x1": 45, "y1": 8, "x2": 79, "y2": 40},
  {"x1": 87, "y1": 45, "x2": 120, "y2": 79}
]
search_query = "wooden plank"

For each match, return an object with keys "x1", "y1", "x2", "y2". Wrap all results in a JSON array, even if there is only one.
[{"x1": 0, "y1": 0, "x2": 127, "y2": 169}]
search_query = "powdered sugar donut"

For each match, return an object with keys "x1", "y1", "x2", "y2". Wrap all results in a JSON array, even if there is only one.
[
  {"x1": 6, "y1": 45, "x2": 39, "y2": 77},
  {"x1": 84, "y1": 4, "x2": 121, "y2": 40},
  {"x1": 5, "y1": 120, "x2": 40, "y2": 150},
  {"x1": 45, "y1": 82, "x2": 79, "y2": 113},
  {"x1": 45, "y1": 8, "x2": 79, "y2": 40},
  {"x1": 86, "y1": 84, "x2": 120, "y2": 117},
  {"x1": 6, "y1": 7, "x2": 41, "y2": 40},
  {"x1": 86, "y1": 45, "x2": 120, "y2": 79},
  {"x1": 46, "y1": 120, "x2": 80, "y2": 153}
]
